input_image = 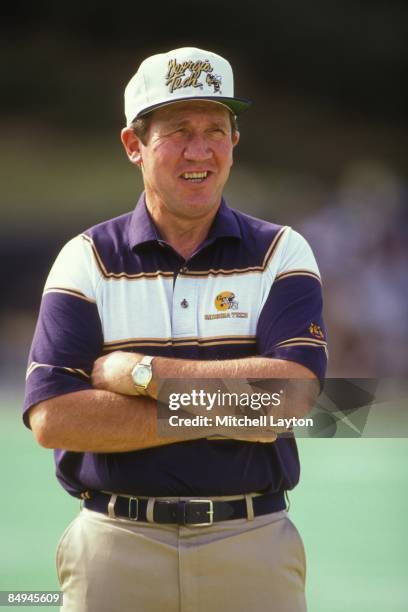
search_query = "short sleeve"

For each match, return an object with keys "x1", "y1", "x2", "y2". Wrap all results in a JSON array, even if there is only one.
[
  {"x1": 23, "y1": 235, "x2": 103, "y2": 427},
  {"x1": 256, "y1": 228, "x2": 328, "y2": 381}
]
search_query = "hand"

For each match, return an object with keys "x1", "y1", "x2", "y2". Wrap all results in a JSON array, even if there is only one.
[
  {"x1": 206, "y1": 432, "x2": 277, "y2": 443},
  {"x1": 91, "y1": 351, "x2": 142, "y2": 396},
  {"x1": 231, "y1": 432, "x2": 277, "y2": 443}
]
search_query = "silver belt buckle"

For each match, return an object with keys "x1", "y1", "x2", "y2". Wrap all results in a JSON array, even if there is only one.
[{"x1": 187, "y1": 499, "x2": 214, "y2": 526}]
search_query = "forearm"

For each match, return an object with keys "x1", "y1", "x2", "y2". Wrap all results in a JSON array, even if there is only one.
[
  {"x1": 156, "y1": 357, "x2": 318, "y2": 418},
  {"x1": 92, "y1": 352, "x2": 319, "y2": 420},
  {"x1": 154, "y1": 355, "x2": 313, "y2": 380},
  {"x1": 29, "y1": 389, "x2": 194, "y2": 453}
]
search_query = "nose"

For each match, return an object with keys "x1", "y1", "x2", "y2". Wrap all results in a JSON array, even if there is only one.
[{"x1": 183, "y1": 133, "x2": 213, "y2": 161}]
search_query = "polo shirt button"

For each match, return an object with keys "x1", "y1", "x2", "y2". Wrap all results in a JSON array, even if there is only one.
[
  {"x1": 180, "y1": 299, "x2": 189, "y2": 308},
  {"x1": 180, "y1": 266, "x2": 188, "y2": 273}
]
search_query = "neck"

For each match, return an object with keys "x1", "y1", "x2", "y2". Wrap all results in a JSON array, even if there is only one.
[
  {"x1": 162, "y1": 225, "x2": 211, "y2": 260},
  {"x1": 145, "y1": 196, "x2": 220, "y2": 260}
]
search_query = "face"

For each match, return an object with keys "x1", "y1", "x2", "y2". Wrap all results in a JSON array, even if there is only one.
[{"x1": 122, "y1": 101, "x2": 239, "y2": 222}]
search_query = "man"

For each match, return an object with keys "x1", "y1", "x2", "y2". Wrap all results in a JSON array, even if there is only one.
[{"x1": 24, "y1": 47, "x2": 327, "y2": 611}]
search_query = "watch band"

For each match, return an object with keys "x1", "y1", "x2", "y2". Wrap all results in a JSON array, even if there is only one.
[{"x1": 139, "y1": 355, "x2": 155, "y2": 367}]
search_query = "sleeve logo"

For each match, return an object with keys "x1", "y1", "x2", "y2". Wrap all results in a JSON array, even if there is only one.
[{"x1": 309, "y1": 322, "x2": 325, "y2": 340}]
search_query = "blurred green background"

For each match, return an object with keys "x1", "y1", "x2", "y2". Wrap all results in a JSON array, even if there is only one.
[
  {"x1": 1, "y1": 2, "x2": 407, "y2": 610},
  {"x1": 1, "y1": 394, "x2": 407, "y2": 612}
]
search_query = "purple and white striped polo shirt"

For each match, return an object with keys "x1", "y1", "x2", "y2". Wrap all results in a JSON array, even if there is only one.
[{"x1": 23, "y1": 194, "x2": 327, "y2": 498}]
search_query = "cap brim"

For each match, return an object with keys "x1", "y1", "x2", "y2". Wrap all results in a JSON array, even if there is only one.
[{"x1": 132, "y1": 96, "x2": 252, "y2": 122}]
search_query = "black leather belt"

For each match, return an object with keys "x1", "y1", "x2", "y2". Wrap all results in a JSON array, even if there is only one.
[{"x1": 84, "y1": 491, "x2": 286, "y2": 526}]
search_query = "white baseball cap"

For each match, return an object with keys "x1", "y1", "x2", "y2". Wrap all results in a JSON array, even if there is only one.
[{"x1": 124, "y1": 47, "x2": 251, "y2": 126}]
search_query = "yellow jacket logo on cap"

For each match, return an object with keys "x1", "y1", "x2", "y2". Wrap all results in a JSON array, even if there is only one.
[
  {"x1": 206, "y1": 73, "x2": 222, "y2": 93},
  {"x1": 215, "y1": 291, "x2": 238, "y2": 311}
]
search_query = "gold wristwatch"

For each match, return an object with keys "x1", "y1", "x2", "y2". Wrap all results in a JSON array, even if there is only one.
[{"x1": 131, "y1": 356, "x2": 155, "y2": 394}]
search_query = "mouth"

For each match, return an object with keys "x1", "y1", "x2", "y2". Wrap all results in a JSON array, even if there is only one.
[{"x1": 180, "y1": 171, "x2": 210, "y2": 183}]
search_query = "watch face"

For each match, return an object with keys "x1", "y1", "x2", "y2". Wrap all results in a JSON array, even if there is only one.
[{"x1": 135, "y1": 365, "x2": 151, "y2": 387}]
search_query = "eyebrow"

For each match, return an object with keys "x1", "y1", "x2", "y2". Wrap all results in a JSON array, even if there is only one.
[{"x1": 165, "y1": 118, "x2": 228, "y2": 130}]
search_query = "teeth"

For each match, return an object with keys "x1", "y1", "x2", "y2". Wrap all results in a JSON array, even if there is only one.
[{"x1": 183, "y1": 171, "x2": 208, "y2": 180}]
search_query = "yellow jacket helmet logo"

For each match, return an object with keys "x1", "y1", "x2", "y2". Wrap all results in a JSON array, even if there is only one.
[{"x1": 215, "y1": 291, "x2": 238, "y2": 311}]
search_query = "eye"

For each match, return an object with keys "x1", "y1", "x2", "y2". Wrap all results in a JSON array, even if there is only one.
[
  {"x1": 209, "y1": 127, "x2": 227, "y2": 137},
  {"x1": 170, "y1": 127, "x2": 189, "y2": 138}
]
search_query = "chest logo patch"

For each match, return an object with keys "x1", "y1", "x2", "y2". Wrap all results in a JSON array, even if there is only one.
[
  {"x1": 215, "y1": 291, "x2": 238, "y2": 311},
  {"x1": 204, "y1": 291, "x2": 248, "y2": 320}
]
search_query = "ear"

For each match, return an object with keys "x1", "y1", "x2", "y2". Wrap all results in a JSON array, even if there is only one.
[
  {"x1": 230, "y1": 130, "x2": 240, "y2": 168},
  {"x1": 121, "y1": 127, "x2": 143, "y2": 166}
]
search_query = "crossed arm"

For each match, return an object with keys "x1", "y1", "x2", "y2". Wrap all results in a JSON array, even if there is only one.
[{"x1": 29, "y1": 351, "x2": 318, "y2": 453}]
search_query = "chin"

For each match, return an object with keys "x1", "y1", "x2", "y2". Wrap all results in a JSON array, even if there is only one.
[{"x1": 180, "y1": 199, "x2": 219, "y2": 217}]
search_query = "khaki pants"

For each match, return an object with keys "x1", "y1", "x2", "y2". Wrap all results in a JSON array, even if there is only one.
[{"x1": 57, "y1": 504, "x2": 306, "y2": 612}]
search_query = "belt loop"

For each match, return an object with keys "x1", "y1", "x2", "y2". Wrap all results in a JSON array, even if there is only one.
[
  {"x1": 108, "y1": 493, "x2": 118, "y2": 518},
  {"x1": 245, "y1": 494, "x2": 255, "y2": 521},
  {"x1": 284, "y1": 491, "x2": 291, "y2": 512},
  {"x1": 146, "y1": 498, "x2": 156, "y2": 523}
]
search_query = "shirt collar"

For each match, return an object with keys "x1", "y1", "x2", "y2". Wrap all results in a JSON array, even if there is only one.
[{"x1": 128, "y1": 192, "x2": 241, "y2": 250}]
